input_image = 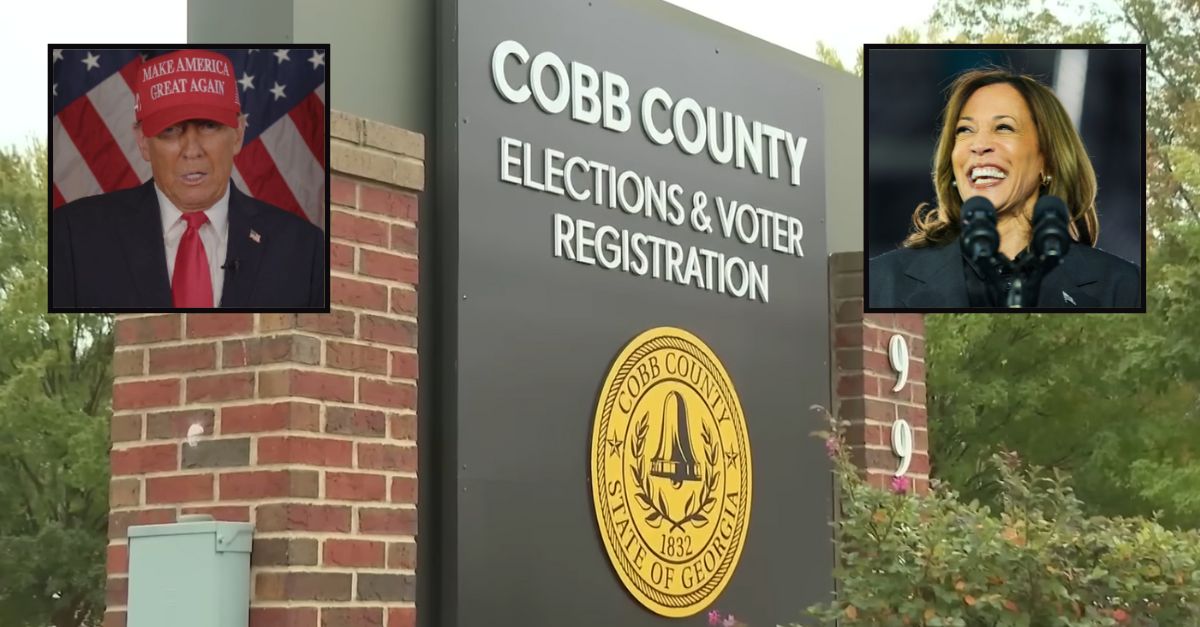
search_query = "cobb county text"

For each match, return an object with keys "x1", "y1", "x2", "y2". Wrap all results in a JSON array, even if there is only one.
[{"x1": 499, "y1": 137, "x2": 807, "y2": 304}]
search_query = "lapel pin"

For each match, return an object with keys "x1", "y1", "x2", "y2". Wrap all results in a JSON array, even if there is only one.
[
  {"x1": 1062, "y1": 291, "x2": 1076, "y2": 306},
  {"x1": 249, "y1": 230, "x2": 261, "y2": 244}
]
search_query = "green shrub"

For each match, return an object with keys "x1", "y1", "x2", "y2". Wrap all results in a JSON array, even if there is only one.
[{"x1": 797, "y1": 411, "x2": 1200, "y2": 627}]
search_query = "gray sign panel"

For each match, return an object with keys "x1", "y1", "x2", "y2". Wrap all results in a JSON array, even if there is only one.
[{"x1": 436, "y1": 1, "x2": 832, "y2": 624}]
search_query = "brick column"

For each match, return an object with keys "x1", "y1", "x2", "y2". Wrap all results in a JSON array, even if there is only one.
[
  {"x1": 829, "y1": 252, "x2": 929, "y2": 493},
  {"x1": 105, "y1": 111, "x2": 422, "y2": 627}
]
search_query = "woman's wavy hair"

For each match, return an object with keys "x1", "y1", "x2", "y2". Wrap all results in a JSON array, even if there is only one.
[{"x1": 903, "y1": 68, "x2": 1099, "y2": 248}]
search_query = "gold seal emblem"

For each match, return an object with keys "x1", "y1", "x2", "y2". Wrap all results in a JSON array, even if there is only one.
[{"x1": 591, "y1": 327, "x2": 752, "y2": 617}]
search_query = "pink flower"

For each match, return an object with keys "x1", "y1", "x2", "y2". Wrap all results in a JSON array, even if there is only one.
[
  {"x1": 708, "y1": 609, "x2": 722, "y2": 626},
  {"x1": 824, "y1": 436, "x2": 839, "y2": 457},
  {"x1": 723, "y1": 614, "x2": 737, "y2": 627},
  {"x1": 890, "y1": 475, "x2": 911, "y2": 494}
]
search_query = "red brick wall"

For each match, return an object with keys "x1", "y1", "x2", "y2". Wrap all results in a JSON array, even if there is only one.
[
  {"x1": 105, "y1": 111, "x2": 422, "y2": 627},
  {"x1": 830, "y1": 252, "x2": 929, "y2": 493}
]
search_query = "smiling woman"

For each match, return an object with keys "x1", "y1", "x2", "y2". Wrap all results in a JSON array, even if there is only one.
[{"x1": 867, "y1": 64, "x2": 1141, "y2": 310}]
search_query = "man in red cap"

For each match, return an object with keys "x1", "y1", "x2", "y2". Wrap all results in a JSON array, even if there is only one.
[{"x1": 51, "y1": 49, "x2": 326, "y2": 310}]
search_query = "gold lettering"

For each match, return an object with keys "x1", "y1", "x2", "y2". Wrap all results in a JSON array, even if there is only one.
[
  {"x1": 711, "y1": 531, "x2": 728, "y2": 557},
  {"x1": 714, "y1": 395, "x2": 726, "y2": 416},
  {"x1": 650, "y1": 560, "x2": 665, "y2": 585},
  {"x1": 621, "y1": 525, "x2": 638, "y2": 552},
  {"x1": 702, "y1": 545, "x2": 717, "y2": 571},
  {"x1": 722, "y1": 491, "x2": 740, "y2": 522},
  {"x1": 689, "y1": 549, "x2": 710, "y2": 586},
  {"x1": 626, "y1": 374, "x2": 641, "y2": 398},
  {"x1": 636, "y1": 362, "x2": 652, "y2": 387}
]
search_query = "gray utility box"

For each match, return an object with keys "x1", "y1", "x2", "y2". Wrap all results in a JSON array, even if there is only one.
[{"x1": 127, "y1": 514, "x2": 254, "y2": 627}]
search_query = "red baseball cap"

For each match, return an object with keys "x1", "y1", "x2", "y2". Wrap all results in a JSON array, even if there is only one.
[{"x1": 135, "y1": 49, "x2": 241, "y2": 137}]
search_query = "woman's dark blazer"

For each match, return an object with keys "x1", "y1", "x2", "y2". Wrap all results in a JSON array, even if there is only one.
[{"x1": 868, "y1": 241, "x2": 1141, "y2": 309}]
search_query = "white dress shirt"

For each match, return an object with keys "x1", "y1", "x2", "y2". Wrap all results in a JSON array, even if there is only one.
[{"x1": 156, "y1": 183, "x2": 230, "y2": 305}]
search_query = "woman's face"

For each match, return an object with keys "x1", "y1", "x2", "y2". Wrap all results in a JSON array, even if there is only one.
[{"x1": 951, "y1": 83, "x2": 1045, "y2": 217}]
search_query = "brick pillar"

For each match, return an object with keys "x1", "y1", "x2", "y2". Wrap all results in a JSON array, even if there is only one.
[
  {"x1": 105, "y1": 111, "x2": 422, "y2": 627},
  {"x1": 829, "y1": 252, "x2": 929, "y2": 493}
]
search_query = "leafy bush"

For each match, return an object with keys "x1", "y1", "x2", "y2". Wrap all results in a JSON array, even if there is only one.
[{"x1": 797, "y1": 411, "x2": 1200, "y2": 627}]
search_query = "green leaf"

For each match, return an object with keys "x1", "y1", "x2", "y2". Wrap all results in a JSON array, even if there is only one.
[{"x1": 0, "y1": 144, "x2": 112, "y2": 627}]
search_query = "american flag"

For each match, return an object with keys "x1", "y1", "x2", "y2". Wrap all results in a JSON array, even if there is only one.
[{"x1": 51, "y1": 47, "x2": 327, "y2": 229}]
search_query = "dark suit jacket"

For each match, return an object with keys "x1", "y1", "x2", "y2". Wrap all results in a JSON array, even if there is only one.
[
  {"x1": 868, "y1": 241, "x2": 1141, "y2": 309},
  {"x1": 51, "y1": 180, "x2": 326, "y2": 310}
]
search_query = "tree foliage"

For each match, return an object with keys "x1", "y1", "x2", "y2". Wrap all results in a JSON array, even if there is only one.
[
  {"x1": 799, "y1": 418, "x2": 1200, "y2": 627},
  {"x1": 923, "y1": 0, "x2": 1200, "y2": 530},
  {"x1": 929, "y1": 0, "x2": 1115, "y2": 43},
  {"x1": 815, "y1": 41, "x2": 848, "y2": 73},
  {"x1": 1123, "y1": 0, "x2": 1200, "y2": 231},
  {"x1": 0, "y1": 144, "x2": 113, "y2": 627}
]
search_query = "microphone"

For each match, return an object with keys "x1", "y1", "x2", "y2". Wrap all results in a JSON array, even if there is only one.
[
  {"x1": 960, "y1": 196, "x2": 1000, "y2": 264},
  {"x1": 221, "y1": 259, "x2": 240, "y2": 272},
  {"x1": 1032, "y1": 195, "x2": 1071, "y2": 266},
  {"x1": 1009, "y1": 195, "x2": 1071, "y2": 308},
  {"x1": 955, "y1": 193, "x2": 1003, "y2": 269},
  {"x1": 959, "y1": 196, "x2": 1009, "y2": 306}
]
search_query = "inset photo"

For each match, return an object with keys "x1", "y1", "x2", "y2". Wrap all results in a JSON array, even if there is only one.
[
  {"x1": 864, "y1": 44, "x2": 1145, "y2": 312},
  {"x1": 49, "y1": 45, "x2": 330, "y2": 312}
]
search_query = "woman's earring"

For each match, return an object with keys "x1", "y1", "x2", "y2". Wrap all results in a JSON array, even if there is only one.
[
  {"x1": 1041, "y1": 172, "x2": 1052, "y2": 187},
  {"x1": 951, "y1": 180, "x2": 957, "y2": 187}
]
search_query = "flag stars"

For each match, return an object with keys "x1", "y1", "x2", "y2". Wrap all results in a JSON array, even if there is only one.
[
  {"x1": 273, "y1": 49, "x2": 290, "y2": 64},
  {"x1": 270, "y1": 82, "x2": 287, "y2": 101},
  {"x1": 52, "y1": 83, "x2": 57, "y2": 97},
  {"x1": 81, "y1": 51, "x2": 100, "y2": 71},
  {"x1": 53, "y1": 49, "x2": 64, "y2": 63},
  {"x1": 308, "y1": 50, "x2": 325, "y2": 70},
  {"x1": 238, "y1": 72, "x2": 255, "y2": 91}
]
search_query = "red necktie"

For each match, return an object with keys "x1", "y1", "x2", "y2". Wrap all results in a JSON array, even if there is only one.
[{"x1": 172, "y1": 212, "x2": 214, "y2": 308}]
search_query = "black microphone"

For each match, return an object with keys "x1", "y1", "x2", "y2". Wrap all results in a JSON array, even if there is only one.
[
  {"x1": 222, "y1": 259, "x2": 240, "y2": 272},
  {"x1": 1032, "y1": 195, "x2": 1071, "y2": 266},
  {"x1": 960, "y1": 196, "x2": 1000, "y2": 264},
  {"x1": 960, "y1": 196, "x2": 1010, "y2": 306}
]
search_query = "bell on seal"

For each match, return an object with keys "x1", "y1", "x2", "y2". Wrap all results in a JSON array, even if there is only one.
[{"x1": 650, "y1": 390, "x2": 700, "y2": 487}]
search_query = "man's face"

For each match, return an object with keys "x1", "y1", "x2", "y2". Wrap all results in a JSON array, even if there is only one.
[{"x1": 136, "y1": 117, "x2": 245, "y2": 212}]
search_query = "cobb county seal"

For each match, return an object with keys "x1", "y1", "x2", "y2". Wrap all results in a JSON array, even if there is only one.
[{"x1": 590, "y1": 327, "x2": 753, "y2": 617}]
